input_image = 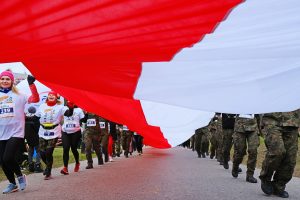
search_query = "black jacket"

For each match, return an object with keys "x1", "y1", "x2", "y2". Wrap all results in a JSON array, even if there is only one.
[{"x1": 222, "y1": 113, "x2": 236, "y2": 129}]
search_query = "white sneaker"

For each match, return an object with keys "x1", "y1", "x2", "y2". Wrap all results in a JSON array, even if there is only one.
[{"x1": 109, "y1": 156, "x2": 113, "y2": 162}]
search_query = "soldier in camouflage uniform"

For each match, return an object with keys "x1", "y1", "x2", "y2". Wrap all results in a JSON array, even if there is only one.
[
  {"x1": 83, "y1": 112, "x2": 104, "y2": 169},
  {"x1": 114, "y1": 125, "x2": 122, "y2": 157},
  {"x1": 195, "y1": 128, "x2": 202, "y2": 158},
  {"x1": 195, "y1": 126, "x2": 209, "y2": 158},
  {"x1": 190, "y1": 134, "x2": 195, "y2": 151},
  {"x1": 209, "y1": 117, "x2": 218, "y2": 159},
  {"x1": 99, "y1": 116, "x2": 109, "y2": 163},
  {"x1": 215, "y1": 114, "x2": 224, "y2": 164},
  {"x1": 121, "y1": 125, "x2": 133, "y2": 158},
  {"x1": 259, "y1": 110, "x2": 300, "y2": 198},
  {"x1": 202, "y1": 127, "x2": 210, "y2": 157},
  {"x1": 232, "y1": 114, "x2": 260, "y2": 183},
  {"x1": 221, "y1": 113, "x2": 236, "y2": 169}
]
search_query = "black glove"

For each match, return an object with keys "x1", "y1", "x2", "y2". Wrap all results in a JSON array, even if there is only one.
[{"x1": 27, "y1": 75, "x2": 36, "y2": 85}]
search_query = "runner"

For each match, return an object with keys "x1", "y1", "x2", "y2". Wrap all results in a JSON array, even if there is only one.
[
  {"x1": 36, "y1": 91, "x2": 74, "y2": 180},
  {"x1": 60, "y1": 102, "x2": 85, "y2": 175},
  {"x1": 0, "y1": 71, "x2": 39, "y2": 194}
]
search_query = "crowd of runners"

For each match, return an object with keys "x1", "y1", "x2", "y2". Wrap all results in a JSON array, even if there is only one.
[{"x1": 0, "y1": 70, "x2": 143, "y2": 194}]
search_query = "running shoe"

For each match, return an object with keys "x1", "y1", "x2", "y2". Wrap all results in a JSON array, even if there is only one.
[
  {"x1": 17, "y1": 175, "x2": 27, "y2": 191},
  {"x1": 60, "y1": 167, "x2": 69, "y2": 175},
  {"x1": 74, "y1": 163, "x2": 80, "y2": 172},
  {"x1": 2, "y1": 183, "x2": 18, "y2": 194}
]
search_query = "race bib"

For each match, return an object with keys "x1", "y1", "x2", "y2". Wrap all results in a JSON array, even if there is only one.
[
  {"x1": 0, "y1": 103, "x2": 15, "y2": 118},
  {"x1": 65, "y1": 120, "x2": 77, "y2": 130},
  {"x1": 100, "y1": 122, "x2": 105, "y2": 129},
  {"x1": 43, "y1": 130, "x2": 55, "y2": 136},
  {"x1": 123, "y1": 125, "x2": 129, "y2": 131},
  {"x1": 87, "y1": 119, "x2": 96, "y2": 127}
]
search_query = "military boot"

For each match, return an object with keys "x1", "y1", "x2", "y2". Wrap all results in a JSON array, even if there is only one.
[
  {"x1": 246, "y1": 176, "x2": 257, "y2": 183},
  {"x1": 231, "y1": 165, "x2": 239, "y2": 178},
  {"x1": 98, "y1": 155, "x2": 104, "y2": 165},
  {"x1": 85, "y1": 162, "x2": 93, "y2": 169},
  {"x1": 261, "y1": 180, "x2": 273, "y2": 195},
  {"x1": 273, "y1": 190, "x2": 289, "y2": 198},
  {"x1": 104, "y1": 153, "x2": 109, "y2": 163},
  {"x1": 223, "y1": 161, "x2": 229, "y2": 169}
]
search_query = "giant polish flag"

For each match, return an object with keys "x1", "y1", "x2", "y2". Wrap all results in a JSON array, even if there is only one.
[{"x1": 0, "y1": 0, "x2": 300, "y2": 148}]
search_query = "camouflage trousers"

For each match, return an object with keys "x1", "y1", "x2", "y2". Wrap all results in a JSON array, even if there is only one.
[
  {"x1": 195, "y1": 132, "x2": 209, "y2": 157},
  {"x1": 202, "y1": 132, "x2": 209, "y2": 155},
  {"x1": 39, "y1": 137, "x2": 57, "y2": 151},
  {"x1": 190, "y1": 135, "x2": 195, "y2": 151},
  {"x1": 114, "y1": 134, "x2": 122, "y2": 156},
  {"x1": 101, "y1": 133, "x2": 109, "y2": 161},
  {"x1": 216, "y1": 130, "x2": 224, "y2": 162},
  {"x1": 122, "y1": 131, "x2": 133, "y2": 156},
  {"x1": 259, "y1": 125, "x2": 298, "y2": 192},
  {"x1": 222, "y1": 129, "x2": 234, "y2": 163},
  {"x1": 39, "y1": 137, "x2": 58, "y2": 171},
  {"x1": 233, "y1": 131, "x2": 260, "y2": 176},
  {"x1": 84, "y1": 134, "x2": 103, "y2": 164},
  {"x1": 210, "y1": 129, "x2": 218, "y2": 158},
  {"x1": 195, "y1": 132, "x2": 202, "y2": 157}
]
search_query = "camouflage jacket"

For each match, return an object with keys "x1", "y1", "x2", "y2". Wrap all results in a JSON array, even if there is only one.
[
  {"x1": 209, "y1": 114, "x2": 222, "y2": 132},
  {"x1": 262, "y1": 109, "x2": 300, "y2": 128},
  {"x1": 84, "y1": 113, "x2": 109, "y2": 135},
  {"x1": 209, "y1": 120, "x2": 218, "y2": 131},
  {"x1": 234, "y1": 115, "x2": 258, "y2": 133},
  {"x1": 195, "y1": 126, "x2": 210, "y2": 136}
]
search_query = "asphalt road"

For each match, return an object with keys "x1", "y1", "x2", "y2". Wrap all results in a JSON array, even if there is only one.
[{"x1": 1, "y1": 147, "x2": 300, "y2": 200}]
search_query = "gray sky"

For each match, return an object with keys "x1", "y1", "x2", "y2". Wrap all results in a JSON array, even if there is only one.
[{"x1": 0, "y1": 62, "x2": 32, "y2": 74}]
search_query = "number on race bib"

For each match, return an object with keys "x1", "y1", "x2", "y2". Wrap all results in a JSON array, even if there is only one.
[
  {"x1": 0, "y1": 107, "x2": 13, "y2": 114},
  {"x1": 87, "y1": 119, "x2": 96, "y2": 127},
  {"x1": 0, "y1": 103, "x2": 15, "y2": 118},
  {"x1": 100, "y1": 122, "x2": 105, "y2": 129},
  {"x1": 44, "y1": 131, "x2": 55, "y2": 136},
  {"x1": 66, "y1": 124, "x2": 76, "y2": 128}
]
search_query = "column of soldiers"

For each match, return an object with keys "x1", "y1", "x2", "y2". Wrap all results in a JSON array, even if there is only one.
[
  {"x1": 189, "y1": 109, "x2": 300, "y2": 199},
  {"x1": 82, "y1": 112, "x2": 141, "y2": 169}
]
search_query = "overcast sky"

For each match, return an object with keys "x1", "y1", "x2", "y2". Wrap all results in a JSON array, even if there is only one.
[{"x1": 0, "y1": 62, "x2": 32, "y2": 74}]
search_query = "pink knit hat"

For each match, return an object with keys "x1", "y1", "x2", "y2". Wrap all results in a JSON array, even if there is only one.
[{"x1": 0, "y1": 71, "x2": 14, "y2": 82}]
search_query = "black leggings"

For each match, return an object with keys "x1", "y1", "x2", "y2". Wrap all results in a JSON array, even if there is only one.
[
  {"x1": 62, "y1": 131, "x2": 81, "y2": 167},
  {"x1": 0, "y1": 137, "x2": 24, "y2": 184}
]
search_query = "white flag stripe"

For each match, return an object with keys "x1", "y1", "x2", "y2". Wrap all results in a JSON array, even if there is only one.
[
  {"x1": 135, "y1": 0, "x2": 300, "y2": 114},
  {"x1": 140, "y1": 100, "x2": 214, "y2": 146},
  {"x1": 134, "y1": 0, "x2": 300, "y2": 146}
]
